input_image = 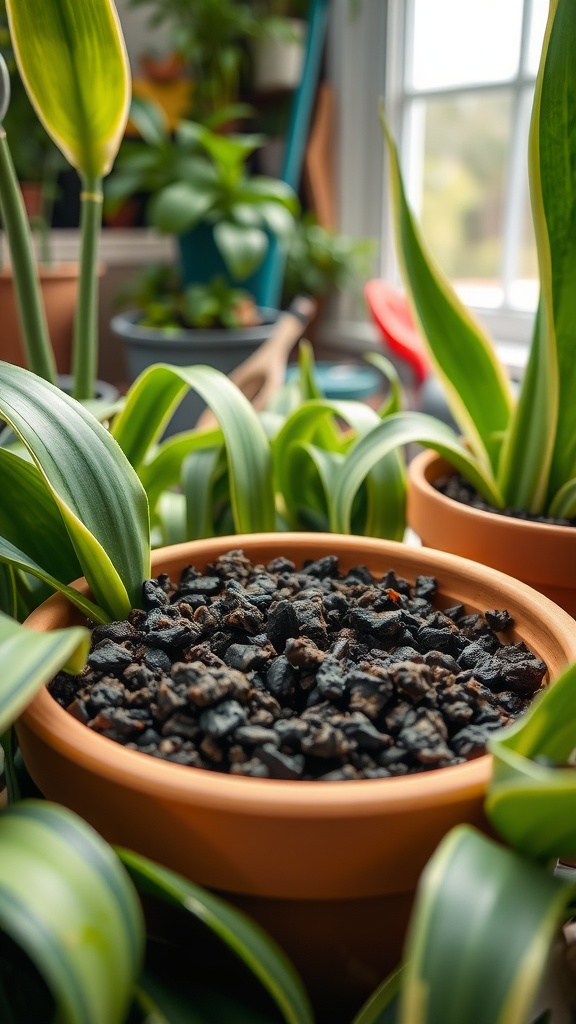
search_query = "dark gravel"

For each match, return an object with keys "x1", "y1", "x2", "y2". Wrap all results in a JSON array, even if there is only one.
[
  {"x1": 436, "y1": 474, "x2": 576, "y2": 527},
  {"x1": 49, "y1": 549, "x2": 547, "y2": 781}
]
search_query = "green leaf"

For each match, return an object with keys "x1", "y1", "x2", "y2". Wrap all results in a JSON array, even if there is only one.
[
  {"x1": 0, "y1": 364, "x2": 150, "y2": 620},
  {"x1": 535, "y1": 0, "x2": 576, "y2": 501},
  {"x1": 128, "y1": 96, "x2": 169, "y2": 148},
  {"x1": 0, "y1": 564, "x2": 17, "y2": 618},
  {"x1": 380, "y1": 109, "x2": 513, "y2": 476},
  {"x1": 548, "y1": 474, "x2": 576, "y2": 518},
  {"x1": 329, "y1": 411, "x2": 503, "y2": 533},
  {"x1": 0, "y1": 611, "x2": 88, "y2": 733},
  {"x1": 117, "y1": 849, "x2": 314, "y2": 1024},
  {"x1": 486, "y1": 662, "x2": 576, "y2": 862},
  {"x1": 149, "y1": 182, "x2": 217, "y2": 235},
  {"x1": 213, "y1": 221, "x2": 269, "y2": 280},
  {"x1": 182, "y1": 446, "x2": 226, "y2": 540},
  {"x1": 0, "y1": 447, "x2": 82, "y2": 592},
  {"x1": 112, "y1": 364, "x2": 276, "y2": 533},
  {"x1": 138, "y1": 427, "x2": 224, "y2": 516},
  {"x1": 0, "y1": 536, "x2": 107, "y2": 623},
  {"x1": 6, "y1": 0, "x2": 130, "y2": 178},
  {"x1": 0, "y1": 802, "x2": 144, "y2": 1024},
  {"x1": 352, "y1": 969, "x2": 403, "y2": 1024},
  {"x1": 365, "y1": 353, "x2": 404, "y2": 417},
  {"x1": 398, "y1": 826, "x2": 573, "y2": 1024}
]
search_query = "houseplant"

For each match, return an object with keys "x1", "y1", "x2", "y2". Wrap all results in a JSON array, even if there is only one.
[
  {"x1": 329, "y1": 0, "x2": 576, "y2": 613},
  {"x1": 249, "y1": 0, "x2": 310, "y2": 93},
  {"x1": 0, "y1": 356, "x2": 572, "y2": 1018},
  {"x1": 0, "y1": 0, "x2": 130, "y2": 400},
  {"x1": 353, "y1": 658, "x2": 576, "y2": 1024}
]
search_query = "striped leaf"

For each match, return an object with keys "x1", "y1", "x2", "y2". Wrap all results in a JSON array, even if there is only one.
[
  {"x1": 6, "y1": 0, "x2": 130, "y2": 179},
  {"x1": 0, "y1": 363, "x2": 150, "y2": 620},
  {"x1": 537, "y1": 0, "x2": 576, "y2": 502},
  {"x1": 381, "y1": 111, "x2": 514, "y2": 476},
  {"x1": 398, "y1": 825, "x2": 573, "y2": 1024},
  {"x1": 182, "y1": 446, "x2": 226, "y2": 540},
  {"x1": 0, "y1": 802, "x2": 143, "y2": 1024},
  {"x1": 0, "y1": 610, "x2": 88, "y2": 732},
  {"x1": 138, "y1": 426, "x2": 224, "y2": 516},
  {"x1": 117, "y1": 849, "x2": 313, "y2": 1024},
  {"x1": 330, "y1": 411, "x2": 503, "y2": 534},
  {"x1": 112, "y1": 364, "x2": 275, "y2": 533},
  {"x1": 487, "y1": 662, "x2": 576, "y2": 862},
  {"x1": 353, "y1": 970, "x2": 403, "y2": 1024},
  {"x1": 0, "y1": 536, "x2": 107, "y2": 624}
]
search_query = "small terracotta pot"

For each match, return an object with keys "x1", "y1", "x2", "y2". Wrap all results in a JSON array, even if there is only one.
[
  {"x1": 17, "y1": 533, "x2": 576, "y2": 1020},
  {"x1": 408, "y1": 449, "x2": 576, "y2": 616},
  {"x1": 0, "y1": 264, "x2": 79, "y2": 375}
]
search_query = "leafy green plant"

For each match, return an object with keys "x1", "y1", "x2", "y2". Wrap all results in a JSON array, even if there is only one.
[
  {"x1": 0, "y1": 0, "x2": 130, "y2": 400},
  {"x1": 343, "y1": 0, "x2": 576, "y2": 521},
  {"x1": 116, "y1": 264, "x2": 262, "y2": 330},
  {"x1": 352, "y1": 658, "x2": 576, "y2": 1024},
  {"x1": 106, "y1": 98, "x2": 299, "y2": 284},
  {"x1": 126, "y1": 0, "x2": 261, "y2": 120},
  {"x1": 282, "y1": 214, "x2": 376, "y2": 305}
]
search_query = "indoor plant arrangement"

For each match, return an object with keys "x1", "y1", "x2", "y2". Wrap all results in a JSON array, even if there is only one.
[
  {"x1": 332, "y1": 0, "x2": 576, "y2": 613},
  {"x1": 354, "y1": 658, "x2": 576, "y2": 1024},
  {"x1": 0, "y1": 1, "x2": 315, "y2": 1021}
]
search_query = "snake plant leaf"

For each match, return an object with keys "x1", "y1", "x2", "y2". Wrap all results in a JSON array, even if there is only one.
[
  {"x1": 182, "y1": 446, "x2": 226, "y2": 540},
  {"x1": 487, "y1": 662, "x2": 576, "y2": 862},
  {"x1": 330, "y1": 411, "x2": 503, "y2": 534},
  {"x1": 0, "y1": 363, "x2": 150, "y2": 620},
  {"x1": 548, "y1": 475, "x2": 576, "y2": 519},
  {"x1": 0, "y1": 447, "x2": 81, "y2": 590},
  {"x1": 0, "y1": 536, "x2": 107, "y2": 624},
  {"x1": 138, "y1": 426, "x2": 224, "y2": 516},
  {"x1": 117, "y1": 849, "x2": 314, "y2": 1024},
  {"x1": 381, "y1": 110, "x2": 513, "y2": 476},
  {"x1": 112, "y1": 364, "x2": 275, "y2": 533},
  {"x1": 352, "y1": 969, "x2": 403, "y2": 1024},
  {"x1": 0, "y1": 563, "x2": 17, "y2": 618},
  {"x1": 280, "y1": 442, "x2": 343, "y2": 531},
  {"x1": 0, "y1": 611, "x2": 88, "y2": 732},
  {"x1": 536, "y1": 0, "x2": 576, "y2": 501},
  {"x1": 398, "y1": 825, "x2": 573, "y2": 1024},
  {"x1": 5, "y1": 0, "x2": 130, "y2": 179},
  {"x1": 0, "y1": 802, "x2": 143, "y2": 1024},
  {"x1": 365, "y1": 353, "x2": 404, "y2": 418}
]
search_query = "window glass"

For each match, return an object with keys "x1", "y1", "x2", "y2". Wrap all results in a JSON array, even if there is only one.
[
  {"x1": 409, "y1": 0, "x2": 523, "y2": 90},
  {"x1": 410, "y1": 92, "x2": 512, "y2": 289},
  {"x1": 527, "y1": 0, "x2": 549, "y2": 74}
]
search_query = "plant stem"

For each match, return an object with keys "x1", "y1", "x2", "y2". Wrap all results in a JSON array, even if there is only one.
[
  {"x1": 0, "y1": 129, "x2": 57, "y2": 383},
  {"x1": 72, "y1": 174, "x2": 103, "y2": 400}
]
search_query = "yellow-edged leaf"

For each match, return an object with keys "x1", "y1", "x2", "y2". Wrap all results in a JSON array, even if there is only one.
[{"x1": 6, "y1": 0, "x2": 130, "y2": 178}]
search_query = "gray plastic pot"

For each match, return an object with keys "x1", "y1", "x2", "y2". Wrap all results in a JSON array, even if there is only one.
[{"x1": 111, "y1": 308, "x2": 281, "y2": 434}]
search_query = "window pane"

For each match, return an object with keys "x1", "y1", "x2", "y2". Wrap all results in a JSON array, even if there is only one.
[
  {"x1": 527, "y1": 0, "x2": 548, "y2": 74},
  {"x1": 408, "y1": 92, "x2": 512, "y2": 289},
  {"x1": 409, "y1": 0, "x2": 523, "y2": 90}
]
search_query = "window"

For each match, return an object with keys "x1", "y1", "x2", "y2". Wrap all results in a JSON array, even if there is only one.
[{"x1": 329, "y1": 0, "x2": 548, "y2": 355}]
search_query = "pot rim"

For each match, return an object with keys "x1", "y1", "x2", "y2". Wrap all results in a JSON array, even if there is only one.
[
  {"x1": 410, "y1": 448, "x2": 576, "y2": 536},
  {"x1": 20, "y1": 532, "x2": 576, "y2": 817},
  {"x1": 111, "y1": 308, "x2": 281, "y2": 348}
]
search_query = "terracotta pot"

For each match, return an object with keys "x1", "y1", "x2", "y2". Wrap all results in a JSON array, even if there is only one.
[
  {"x1": 408, "y1": 449, "x2": 576, "y2": 617},
  {"x1": 0, "y1": 264, "x2": 79, "y2": 375},
  {"x1": 16, "y1": 533, "x2": 576, "y2": 1021}
]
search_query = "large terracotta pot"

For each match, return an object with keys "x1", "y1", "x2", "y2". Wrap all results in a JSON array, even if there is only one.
[
  {"x1": 16, "y1": 533, "x2": 576, "y2": 1022},
  {"x1": 0, "y1": 264, "x2": 79, "y2": 374},
  {"x1": 408, "y1": 449, "x2": 576, "y2": 617}
]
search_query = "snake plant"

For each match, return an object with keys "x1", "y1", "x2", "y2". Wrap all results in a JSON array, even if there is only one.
[{"x1": 342, "y1": 0, "x2": 576, "y2": 521}]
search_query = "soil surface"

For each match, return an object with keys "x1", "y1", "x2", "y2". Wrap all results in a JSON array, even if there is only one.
[
  {"x1": 436, "y1": 474, "x2": 576, "y2": 527},
  {"x1": 50, "y1": 550, "x2": 547, "y2": 781}
]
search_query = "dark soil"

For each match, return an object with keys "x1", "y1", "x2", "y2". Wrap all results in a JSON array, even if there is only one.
[
  {"x1": 436, "y1": 474, "x2": 576, "y2": 527},
  {"x1": 50, "y1": 550, "x2": 547, "y2": 781}
]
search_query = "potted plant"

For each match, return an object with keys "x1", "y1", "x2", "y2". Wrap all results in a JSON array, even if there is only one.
[
  {"x1": 354, "y1": 658, "x2": 576, "y2": 1024},
  {"x1": 249, "y1": 1, "x2": 310, "y2": 94},
  {"x1": 0, "y1": 3, "x2": 316, "y2": 1022},
  {"x1": 125, "y1": 0, "x2": 261, "y2": 121},
  {"x1": 0, "y1": 351, "x2": 571, "y2": 1019},
  {"x1": 330, "y1": 0, "x2": 576, "y2": 615}
]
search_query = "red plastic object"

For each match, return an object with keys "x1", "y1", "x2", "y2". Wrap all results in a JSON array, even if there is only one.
[{"x1": 364, "y1": 279, "x2": 431, "y2": 386}]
